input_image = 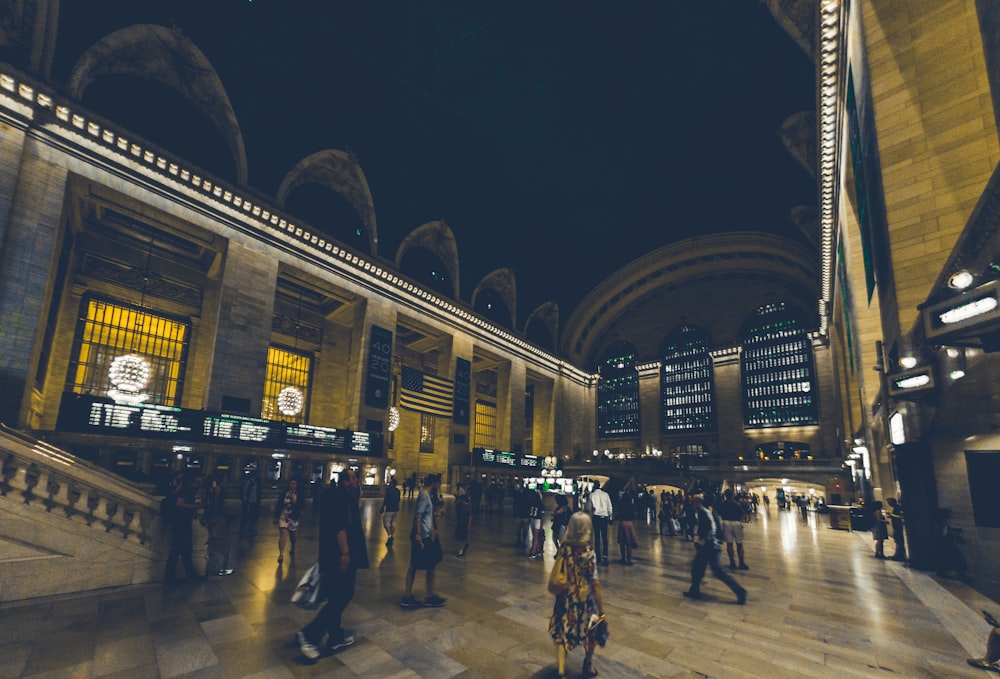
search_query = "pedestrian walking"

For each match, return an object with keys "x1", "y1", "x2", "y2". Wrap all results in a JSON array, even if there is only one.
[
  {"x1": 164, "y1": 471, "x2": 205, "y2": 583},
  {"x1": 273, "y1": 478, "x2": 305, "y2": 564},
  {"x1": 549, "y1": 512, "x2": 607, "y2": 678},
  {"x1": 683, "y1": 494, "x2": 747, "y2": 604},
  {"x1": 297, "y1": 469, "x2": 370, "y2": 660},
  {"x1": 379, "y1": 478, "x2": 401, "y2": 547},
  {"x1": 400, "y1": 474, "x2": 446, "y2": 608}
]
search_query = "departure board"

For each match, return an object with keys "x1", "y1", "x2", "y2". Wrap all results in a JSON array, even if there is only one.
[
  {"x1": 201, "y1": 414, "x2": 283, "y2": 446},
  {"x1": 350, "y1": 431, "x2": 373, "y2": 453},
  {"x1": 474, "y1": 448, "x2": 518, "y2": 468},
  {"x1": 57, "y1": 393, "x2": 383, "y2": 456},
  {"x1": 82, "y1": 401, "x2": 191, "y2": 436},
  {"x1": 285, "y1": 423, "x2": 349, "y2": 451}
]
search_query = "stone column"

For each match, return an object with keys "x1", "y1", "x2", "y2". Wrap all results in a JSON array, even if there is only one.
[
  {"x1": 203, "y1": 240, "x2": 279, "y2": 415},
  {"x1": 0, "y1": 133, "x2": 69, "y2": 425},
  {"x1": 496, "y1": 357, "x2": 527, "y2": 452}
]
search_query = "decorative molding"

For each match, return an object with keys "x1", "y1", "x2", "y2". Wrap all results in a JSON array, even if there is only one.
[{"x1": 80, "y1": 253, "x2": 201, "y2": 308}]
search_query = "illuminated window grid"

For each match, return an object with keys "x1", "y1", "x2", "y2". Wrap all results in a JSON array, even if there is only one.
[
  {"x1": 419, "y1": 412, "x2": 435, "y2": 453},
  {"x1": 741, "y1": 305, "x2": 818, "y2": 428},
  {"x1": 597, "y1": 345, "x2": 640, "y2": 438},
  {"x1": 262, "y1": 345, "x2": 312, "y2": 423},
  {"x1": 474, "y1": 400, "x2": 497, "y2": 449},
  {"x1": 661, "y1": 327, "x2": 716, "y2": 433},
  {"x1": 69, "y1": 296, "x2": 188, "y2": 405}
]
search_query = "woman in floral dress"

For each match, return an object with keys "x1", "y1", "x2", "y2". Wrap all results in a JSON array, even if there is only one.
[
  {"x1": 272, "y1": 478, "x2": 304, "y2": 563},
  {"x1": 549, "y1": 512, "x2": 606, "y2": 678}
]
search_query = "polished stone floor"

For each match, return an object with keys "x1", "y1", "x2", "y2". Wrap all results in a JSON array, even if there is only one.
[{"x1": 2, "y1": 495, "x2": 997, "y2": 678}]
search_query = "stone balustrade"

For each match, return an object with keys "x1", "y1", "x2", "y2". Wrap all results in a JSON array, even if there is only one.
[{"x1": 0, "y1": 424, "x2": 158, "y2": 546}]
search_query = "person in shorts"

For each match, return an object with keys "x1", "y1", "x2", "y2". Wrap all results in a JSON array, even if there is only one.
[
  {"x1": 380, "y1": 478, "x2": 401, "y2": 547},
  {"x1": 718, "y1": 490, "x2": 748, "y2": 570},
  {"x1": 400, "y1": 474, "x2": 446, "y2": 608}
]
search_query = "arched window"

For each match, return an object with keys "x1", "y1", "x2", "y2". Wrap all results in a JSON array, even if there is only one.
[
  {"x1": 740, "y1": 302, "x2": 818, "y2": 428},
  {"x1": 660, "y1": 324, "x2": 715, "y2": 432},
  {"x1": 398, "y1": 247, "x2": 453, "y2": 299},
  {"x1": 597, "y1": 341, "x2": 640, "y2": 438},
  {"x1": 67, "y1": 294, "x2": 190, "y2": 406}
]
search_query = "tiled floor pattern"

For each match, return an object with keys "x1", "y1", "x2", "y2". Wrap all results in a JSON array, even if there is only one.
[{"x1": 1, "y1": 499, "x2": 995, "y2": 678}]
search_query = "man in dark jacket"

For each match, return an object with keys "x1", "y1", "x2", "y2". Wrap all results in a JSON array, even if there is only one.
[
  {"x1": 164, "y1": 471, "x2": 205, "y2": 583},
  {"x1": 298, "y1": 469, "x2": 370, "y2": 660},
  {"x1": 683, "y1": 494, "x2": 747, "y2": 604}
]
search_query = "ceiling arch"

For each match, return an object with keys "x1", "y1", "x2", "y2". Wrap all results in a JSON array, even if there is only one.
[
  {"x1": 395, "y1": 220, "x2": 460, "y2": 300},
  {"x1": 67, "y1": 24, "x2": 248, "y2": 185},
  {"x1": 472, "y1": 267, "x2": 516, "y2": 329},
  {"x1": 561, "y1": 233, "x2": 819, "y2": 369},
  {"x1": 277, "y1": 149, "x2": 379, "y2": 256}
]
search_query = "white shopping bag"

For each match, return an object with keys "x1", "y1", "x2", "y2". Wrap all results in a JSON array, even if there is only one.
[{"x1": 291, "y1": 562, "x2": 322, "y2": 609}]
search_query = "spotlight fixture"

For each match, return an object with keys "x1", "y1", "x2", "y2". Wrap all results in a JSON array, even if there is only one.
[{"x1": 948, "y1": 270, "x2": 975, "y2": 290}]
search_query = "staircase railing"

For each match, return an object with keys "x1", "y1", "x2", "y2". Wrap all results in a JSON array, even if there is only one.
[{"x1": 0, "y1": 423, "x2": 160, "y2": 547}]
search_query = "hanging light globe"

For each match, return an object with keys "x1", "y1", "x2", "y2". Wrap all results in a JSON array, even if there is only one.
[
  {"x1": 388, "y1": 406, "x2": 400, "y2": 432},
  {"x1": 277, "y1": 386, "x2": 304, "y2": 416},
  {"x1": 107, "y1": 353, "x2": 150, "y2": 404}
]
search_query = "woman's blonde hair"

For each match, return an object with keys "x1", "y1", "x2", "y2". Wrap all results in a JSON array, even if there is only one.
[{"x1": 563, "y1": 511, "x2": 593, "y2": 547}]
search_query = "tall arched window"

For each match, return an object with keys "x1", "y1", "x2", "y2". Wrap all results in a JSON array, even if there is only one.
[
  {"x1": 597, "y1": 341, "x2": 640, "y2": 438},
  {"x1": 660, "y1": 324, "x2": 715, "y2": 432},
  {"x1": 740, "y1": 302, "x2": 818, "y2": 428}
]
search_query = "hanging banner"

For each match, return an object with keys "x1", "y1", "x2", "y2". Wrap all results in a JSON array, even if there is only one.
[
  {"x1": 365, "y1": 325, "x2": 393, "y2": 409},
  {"x1": 453, "y1": 357, "x2": 471, "y2": 425}
]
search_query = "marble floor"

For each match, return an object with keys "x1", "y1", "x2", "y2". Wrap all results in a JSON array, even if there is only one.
[{"x1": 1, "y1": 496, "x2": 997, "y2": 679}]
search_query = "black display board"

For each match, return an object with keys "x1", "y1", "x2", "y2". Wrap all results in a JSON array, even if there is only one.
[
  {"x1": 364, "y1": 324, "x2": 393, "y2": 409},
  {"x1": 453, "y1": 357, "x2": 470, "y2": 425},
  {"x1": 471, "y1": 447, "x2": 545, "y2": 471},
  {"x1": 57, "y1": 394, "x2": 383, "y2": 457}
]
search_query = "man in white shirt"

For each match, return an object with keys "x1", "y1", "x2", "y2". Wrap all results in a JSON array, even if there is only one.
[{"x1": 587, "y1": 481, "x2": 613, "y2": 566}]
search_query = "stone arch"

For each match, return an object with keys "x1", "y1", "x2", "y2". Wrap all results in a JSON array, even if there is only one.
[
  {"x1": 472, "y1": 268, "x2": 516, "y2": 329},
  {"x1": 395, "y1": 221, "x2": 459, "y2": 300},
  {"x1": 277, "y1": 149, "x2": 378, "y2": 256},
  {"x1": 67, "y1": 24, "x2": 248, "y2": 185},
  {"x1": 525, "y1": 302, "x2": 559, "y2": 352}
]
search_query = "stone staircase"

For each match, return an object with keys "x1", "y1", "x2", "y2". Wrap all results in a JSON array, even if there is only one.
[{"x1": 0, "y1": 424, "x2": 205, "y2": 602}]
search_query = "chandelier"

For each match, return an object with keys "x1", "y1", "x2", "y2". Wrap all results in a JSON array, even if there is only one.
[
  {"x1": 277, "y1": 385, "x2": 304, "y2": 416},
  {"x1": 108, "y1": 353, "x2": 150, "y2": 404},
  {"x1": 108, "y1": 236, "x2": 154, "y2": 405},
  {"x1": 388, "y1": 406, "x2": 400, "y2": 432}
]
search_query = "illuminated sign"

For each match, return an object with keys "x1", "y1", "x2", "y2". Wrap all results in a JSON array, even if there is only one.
[
  {"x1": 286, "y1": 423, "x2": 349, "y2": 450},
  {"x1": 202, "y1": 413, "x2": 283, "y2": 445},
  {"x1": 925, "y1": 279, "x2": 1000, "y2": 341},
  {"x1": 57, "y1": 394, "x2": 383, "y2": 456},
  {"x1": 887, "y1": 366, "x2": 936, "y2": 399},
  {"x1": 472, "y1": 448, "x2": 552, "y2": 471}
]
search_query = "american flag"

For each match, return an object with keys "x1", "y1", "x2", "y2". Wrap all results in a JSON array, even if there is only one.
[{"x1": 399, "y1": 366, "x2": 455, "y2": 417}]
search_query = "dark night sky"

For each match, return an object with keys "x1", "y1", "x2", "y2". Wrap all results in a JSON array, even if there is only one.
[{"x1": 53, "y1": 1, "x2": 816, "y2": 329}]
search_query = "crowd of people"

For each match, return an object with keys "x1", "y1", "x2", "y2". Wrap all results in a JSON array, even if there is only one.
[{"x1": 159, "y1": 470, "x2": 925, "y2": 673}]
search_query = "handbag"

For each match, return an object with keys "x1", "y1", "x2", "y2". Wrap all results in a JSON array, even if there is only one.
[
  {"x1": 291, "y1": 562, "x2": 322, "y2": 609},
  {"x1": 548, "y1": 549, "x2": 569, "y2": 594}
]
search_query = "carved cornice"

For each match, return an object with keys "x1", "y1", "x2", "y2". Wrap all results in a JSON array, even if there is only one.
[{"x1": 80, "y1": 253, "x2": 201, "y2": 308}]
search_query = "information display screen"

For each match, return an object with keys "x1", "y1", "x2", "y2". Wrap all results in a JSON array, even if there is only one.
[
  {"x1": 57, "y1": 394, "x2": 383, "y2": 457},
  {"x1": 73, "y1": 400, "x2": 194, "y2": 437},
  {"x1": 285, "y1": 423, "x2": 349, "y2": 451},
  {"x1": 473, "y1": 448, "x2": 521, "y2": 469},
  {"x1": 201, "y1": 413, "x2": 283, "y2": 446}
]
